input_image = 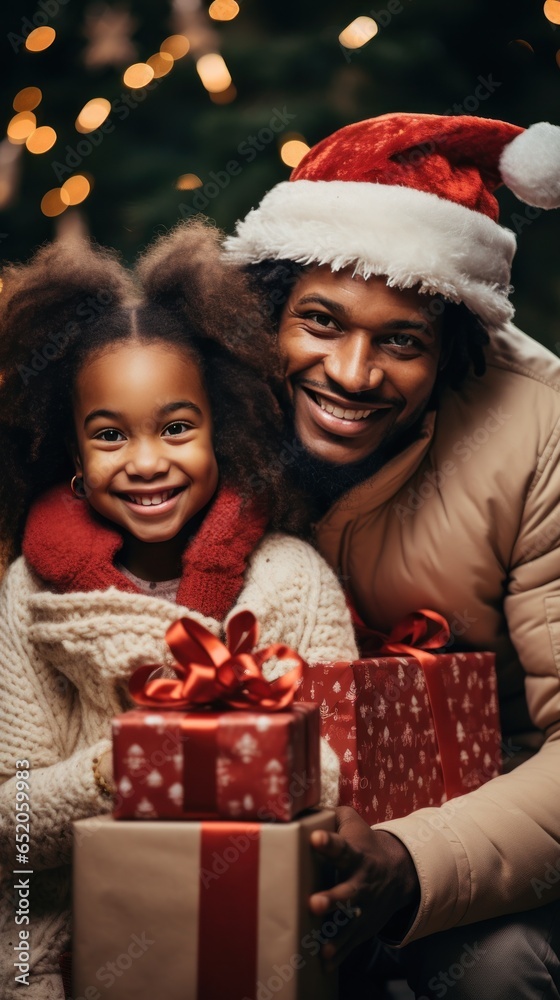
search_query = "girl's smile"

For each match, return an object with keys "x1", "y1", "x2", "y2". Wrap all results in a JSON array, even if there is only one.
[{"x1": 72, "y1": 340, "x2": 219, "y2": 577}]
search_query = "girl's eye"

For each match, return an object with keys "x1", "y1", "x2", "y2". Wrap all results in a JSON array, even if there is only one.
[
  {"x1": 94, "y1": 428, "x2": 125, "y2": 442},
  {"x1": 162, "y1": 421, "x2": 193, "y2": 436}
]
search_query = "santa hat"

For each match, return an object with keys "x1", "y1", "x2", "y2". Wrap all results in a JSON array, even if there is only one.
[{"x1": 224, "y1": 113, "x2": 560, "y2": 329}]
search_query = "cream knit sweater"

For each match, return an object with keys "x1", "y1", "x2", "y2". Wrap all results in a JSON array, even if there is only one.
[{"x1": 0, "y1": 532, "x2": 358, "y2": 999}]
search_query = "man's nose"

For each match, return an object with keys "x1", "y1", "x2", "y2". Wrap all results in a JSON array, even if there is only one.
[{"x1": 322, "y1": 334, "x2": 384, "y2": 394}]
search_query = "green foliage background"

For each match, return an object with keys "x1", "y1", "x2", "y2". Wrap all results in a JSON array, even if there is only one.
[{"x1": 2, "y1": 0, "x2": 559, "y2": 348}]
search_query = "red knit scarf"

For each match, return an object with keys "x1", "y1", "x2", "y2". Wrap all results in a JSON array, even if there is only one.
[{"x1": 22, "y1": 483, "x2": 268, "y2": 621}]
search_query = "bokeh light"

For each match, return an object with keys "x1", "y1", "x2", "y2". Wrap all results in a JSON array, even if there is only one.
[
  {"x1": 61, "y1": 175, "x2": 91, "y2": 206},
  {"x1": 209, "y1": 84, "x2": 237, "y2": 104},
  {"x1": 176, "y1": 174, "x2": 203, "y2": 190},
  {"x1": 75, "y1": 98, "x2": 111, "y2": 134},
  {"x1": 544, "y1": 0, "x2": 560, "y2": 23},
  {"x1": 147, "y1": 52, "x2": 174, "y2": 78},
  {"x1": 196, "y1": 53, "x2": 232, "y2": 93},
  {"x1": 160, "y1": 35, "x2": 190, "y2": 59},
  {"x1": 123, "y1": 63, "x2": 155, "y2": 89},
  {"x1": 7, "y1": 112, "x2": 37, "y2": 144},
  {"x1": 338, "y1": 16, "x2": 379, "y2": 49},
  {"x1": 26, "y1": 126, "x2": 57, "y2": 154},
  {"x1": 13, "y1": 87, "x2": 42, "y2": 113},
  {"x1": 280, "y1": 136, "x2": 311, "y2": 168},
  {"x1": 41, "y1": 188, "x2": 67, "y2": 217},
  {"x1": 209, "y1": 0, "x2": 240, "y2": 21},
  {"x1": 25, "y1": 27, "x2": 56, "y2": 52}
]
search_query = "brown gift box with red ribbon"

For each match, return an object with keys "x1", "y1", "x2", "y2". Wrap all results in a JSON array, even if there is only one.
[
  {"x1": 112, "y1": 611, "x2": 320, "y2": 822},
  {"x1": 73, "y1": 810, "x2": 338, "y2": 1000},
  {"x1": 296, "y1": 610, "x2": 502, "y2": 825}
]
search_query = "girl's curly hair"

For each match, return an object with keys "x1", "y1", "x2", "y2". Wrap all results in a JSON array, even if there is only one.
[{"x1": 0, "y1": 221, "x2": 308, "y2": 564}]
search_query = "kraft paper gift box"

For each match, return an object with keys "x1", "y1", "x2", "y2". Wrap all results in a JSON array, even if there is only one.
[
  {"x1": 296, "y1": 650, "x2": 501, "y2": 824},
  {"x1": 112, "y1": 703, "x2": 320, "y2": 822},
  {"x1": 73, "y1": 810, "x2": 338, "y2": 1000},
  {"x1": 112, "y1": 609, "x2": 321, "y2": 822}
]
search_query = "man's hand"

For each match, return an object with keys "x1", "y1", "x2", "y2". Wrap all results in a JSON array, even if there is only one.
[{"x1": 309, "y1": 806, "x2": 420, "y2": 970}]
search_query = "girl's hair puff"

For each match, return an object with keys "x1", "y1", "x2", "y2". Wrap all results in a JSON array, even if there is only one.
[{"x1": 0, "y1": 221, "x2": 306, "y2": 565}]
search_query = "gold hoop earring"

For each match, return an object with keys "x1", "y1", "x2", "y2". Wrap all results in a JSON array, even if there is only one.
[{"x1": 70, "y1": 475, "x2": 86, "y2": 499}]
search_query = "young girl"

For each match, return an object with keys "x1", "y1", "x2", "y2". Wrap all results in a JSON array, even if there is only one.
[{"x1": 0, "y1": 221, "x2": 358, "y2": 1000}]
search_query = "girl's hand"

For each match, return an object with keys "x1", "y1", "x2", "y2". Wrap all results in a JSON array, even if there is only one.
[
  {"x1": 93, "y1": 749, "x2": 116, "y2": 797},
  {"x1": 309, "y1": 806, "x2": 420, "y2": 971}
]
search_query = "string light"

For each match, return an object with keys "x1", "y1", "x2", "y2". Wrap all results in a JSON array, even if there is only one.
[
  {"x1": 339, "y1": 16, "x2": 379, "y2": 48},
  {"x1": 280, "y1": 136, "x2": 311, "y2": 168},
  {"x1": 61, "y1": 175, "x2": 91, "y2": 205},
  {"x1": 26, "y1": 126, "x2": 57, "y2": 154},
  {"x1": 160, "y1": 34, "x2": 190, "y2": 59},
  {"x1": 13, "y1": 87, "x2": 42, "y2": 112},
  {"x1": 208, "y1": 0, "x2": 240, "y2": 21},
  {"x1": 41, "y1": 188, "x2": 67, "y2": 217},
  {"x1": 7, "y1": 112, "x2": 36, "y2": 144},
  {"x1": 25, "y1": 27, "x2": 56, "y2": 52},
  {"x1": 196, "y1": 53, "x2": 232, "y2": 93},
  {"x1": 147, "y1": 52, "x2": 174, "y2": 78},
  {"x1": 209, "y1": 84, "x2": 237, "y2": 104},
  {"x1": 75, "y1": 98, "x2": 111, "y2": 134},
  {"x1": 544, "y1": 0, "x2": 560, "y2": 23},
  {"x1": 123, "y1": 63, "x2": 155, "y2": 89},
  {"x1": 176, "y1": 174, "x2": 203, "y2": 190}
]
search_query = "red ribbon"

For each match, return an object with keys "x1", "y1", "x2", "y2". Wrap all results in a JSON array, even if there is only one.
[
  {"x1": 129, "y1": 609, "x2": 304, "y2": 712},
  {"x1": 352, "y1": 607, "x2": 450, "y2": 669}
]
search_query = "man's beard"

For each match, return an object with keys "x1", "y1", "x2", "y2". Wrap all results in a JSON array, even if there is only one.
[{"x1": 289, "y1": 411, "x2": 427, "y2": 515}]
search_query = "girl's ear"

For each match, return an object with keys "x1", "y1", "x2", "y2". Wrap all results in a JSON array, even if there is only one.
[{"x1": 66, "y1": 435, "x2": 82, "y2": 474}]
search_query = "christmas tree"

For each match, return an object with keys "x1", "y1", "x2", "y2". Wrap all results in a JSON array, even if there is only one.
[{"x1": 2, "y1": 0, "x2": 559, "y2": 347}]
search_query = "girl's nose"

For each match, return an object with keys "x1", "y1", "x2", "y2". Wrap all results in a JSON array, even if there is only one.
[
  {"x1": 323, "y1": 334, "x2": 384, "y2": 395},
  {"x1": 124, "y1": 440, "x2": 170, "y2": 478}
]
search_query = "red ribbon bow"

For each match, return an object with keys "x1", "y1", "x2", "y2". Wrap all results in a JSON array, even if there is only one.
[
  {"x1": 129, "y1": 610, "x2": 304, "y2": 712},
  {"x1": 352, "y1": 608, "x2": 450, "y2": 669}
]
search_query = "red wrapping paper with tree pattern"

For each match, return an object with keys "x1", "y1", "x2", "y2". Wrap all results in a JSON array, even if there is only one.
[
  {"x1": 296, "y1": 610, "x2": 501, "y2": 824},
  {"x1": 112, "y1": 610, "x2": 320, "y2": 822}
]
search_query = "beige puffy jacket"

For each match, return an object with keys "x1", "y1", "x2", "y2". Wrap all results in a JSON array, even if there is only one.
[{"x1": 316, "y1": 322, "x2": 560, "y2": 943}]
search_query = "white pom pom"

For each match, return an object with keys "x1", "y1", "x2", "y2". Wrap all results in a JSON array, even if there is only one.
[{"x1": 500, "y1": 122, "x2": 560, "y2": 209}]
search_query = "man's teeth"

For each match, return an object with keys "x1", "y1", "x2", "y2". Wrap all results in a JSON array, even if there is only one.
[
  {"x1": 127, "y1": 490, "x2": 175, "y2": 506},
  {"x1": 316, "y1": 396, "x2": 372, "y2": 421}
]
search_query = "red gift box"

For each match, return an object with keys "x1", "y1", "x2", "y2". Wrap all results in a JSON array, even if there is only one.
[
  {"x1": 113, "y1": 611, "x2": 320, "y2": 821},
  {"x1": 296, "y1": 611, "x2": 501, "y2": 824},
  {"x1": 112, "y1": 703, "x2": 320, "y2": 821}
]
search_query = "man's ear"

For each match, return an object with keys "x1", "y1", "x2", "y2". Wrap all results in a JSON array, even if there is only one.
[{"x1": 438, "y1": 340, "x2": 452, "y2": 371}]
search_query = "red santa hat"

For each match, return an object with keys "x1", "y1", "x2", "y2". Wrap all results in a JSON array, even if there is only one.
[{"x1": 224, "y1": 113, "x2": 560, "y2": 329}]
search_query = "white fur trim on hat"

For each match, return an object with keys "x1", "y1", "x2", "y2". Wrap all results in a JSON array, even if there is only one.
[
  {"x1": 224, "y1": 180, "x2": 517, "y2": 329},
  {"x1": 500, "y1": 122, "x2": 560, "y2": 210}
]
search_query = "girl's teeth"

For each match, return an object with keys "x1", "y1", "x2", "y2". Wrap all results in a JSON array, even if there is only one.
[
  {"x1": 316, "y1": 396, "x2": 371, "y2": 421},
  {"x1": 128, "y1": 491, "x2": 173, "y2": 506}
]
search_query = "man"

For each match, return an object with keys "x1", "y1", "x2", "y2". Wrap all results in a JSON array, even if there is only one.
[{"x1": 225, "y1": 113, "x2": 560, "y2": 997}]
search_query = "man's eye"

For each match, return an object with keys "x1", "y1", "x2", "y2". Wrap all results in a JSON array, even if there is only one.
[
  {"x1": 386, "y1": 334, "x2": 419, "y2": 349},
  {"x1": 304, "y1": 312, "x2": 338, "y2": 329},
  {"x1": 94, "y1": 428, "x2": 125, "y2": 442},
  {"x1": 162, "y1": 421, "x2": 192, "y2": 436}
]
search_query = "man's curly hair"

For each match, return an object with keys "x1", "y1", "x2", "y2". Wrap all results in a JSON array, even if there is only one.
[{"x1": 0, "y1": 221, "x2": 308, "y2": 564}]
